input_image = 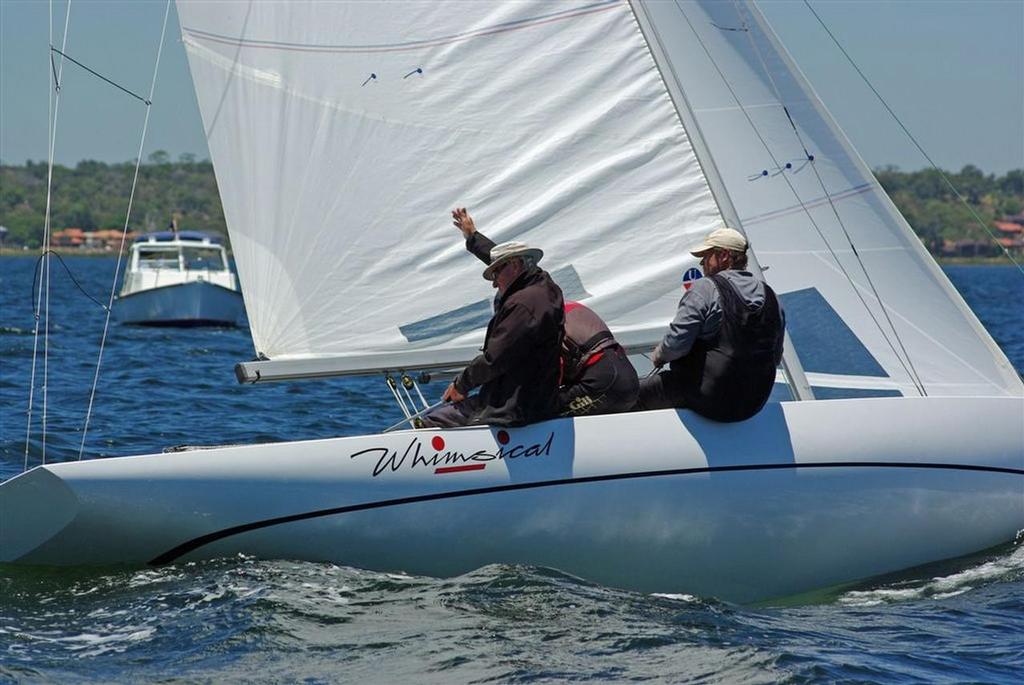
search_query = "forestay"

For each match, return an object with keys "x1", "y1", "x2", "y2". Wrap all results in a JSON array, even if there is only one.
[
  {"x1": 635, "y1": 0, "x2": 1021, "y2": 398},
  {"x1": 176, "y1": 0, "x2": 724, "y2": 375}
]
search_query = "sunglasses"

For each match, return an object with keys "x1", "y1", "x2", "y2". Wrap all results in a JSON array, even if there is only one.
[{"x1": 492, "y1": 260, "x2": 513, "y2": 279}]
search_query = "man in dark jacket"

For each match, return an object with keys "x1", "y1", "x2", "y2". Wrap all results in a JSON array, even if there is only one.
[
  {"x1": 635, "y1": 227, "x2": 784, "y2": 422},
  {"x1": 421, "y1": 209, "x2": 564, "y2": 427},
  {"x1": 452, "y1": 208, "x2": 638, "y2": 417}
]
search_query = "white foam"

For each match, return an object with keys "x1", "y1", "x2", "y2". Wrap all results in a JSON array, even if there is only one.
[
  {"x1": 17, "y1": 626, "x2": 159, "y2": 658},
  {"x1": 838, "y1": 543, "x2": 1024, "y2": 606},
  {"x1": 651, "y1": 592, "x2": 699, "y2": 603},
  {"x1": 128, "y1": 569, "x2": 185, "y2": 588}
]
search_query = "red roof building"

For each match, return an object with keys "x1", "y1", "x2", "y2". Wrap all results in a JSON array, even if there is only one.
[{"x1": 993, "y1": 220, "x2": 1023, "y2": 233}]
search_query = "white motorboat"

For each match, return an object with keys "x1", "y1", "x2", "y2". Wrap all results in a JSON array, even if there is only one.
[
  {"x1": 3, "y1": 0, "x2": 1021, "y2": 604},
  {"x1": 114, "y1": 230, "x2": 244, "y2": 326}
]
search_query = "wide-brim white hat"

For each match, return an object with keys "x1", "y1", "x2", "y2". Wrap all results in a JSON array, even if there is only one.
[
  {"x1": 689, "y1": 226, "x2": 748, "y2": 256},
  {"x1": 483, "y1": 241, "x2": 544, "y2": 280}
]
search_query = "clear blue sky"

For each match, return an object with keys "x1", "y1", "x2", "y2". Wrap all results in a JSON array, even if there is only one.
[{"x1": 1, "y1": 0, "x2": 1022, "y2": 173}]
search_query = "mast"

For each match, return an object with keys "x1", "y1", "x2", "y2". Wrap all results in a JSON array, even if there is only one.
[{"x1": 628, "y1": 0, "x2": 815, "y2": 401}]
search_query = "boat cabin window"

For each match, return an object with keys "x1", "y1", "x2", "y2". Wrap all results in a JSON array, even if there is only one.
[
  {"x1": 137, "y1": 248, "x2": 180, "y2": 270},
  {"x1": 182, "y1": 247, "x2": 227, "y2": 271}
]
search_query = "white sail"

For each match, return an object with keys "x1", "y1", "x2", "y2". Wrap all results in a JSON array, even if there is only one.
[
  {"x1": 178, "y1": 0, "x2": 1021, "y2": 398},
  {"x1": 634, "y1": 0, "x2": 1022, "y2": 398},
  {"x1": 176, "y1": 0, "x2": 724, "y2": 375}
]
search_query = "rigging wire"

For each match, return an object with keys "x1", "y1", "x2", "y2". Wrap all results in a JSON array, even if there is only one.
[
  {"x1": 729, "y1": 0, "x2": 927, "y2": 395},
  {"x1": 30, "y1": 251, "x2": 109, "y2": 313},
  {"x1": 78, "y1": 0, "x2": 173, "y2": 461},
  {"x1": 50, "y1": 47, "x2": 153, "y2": 105},
  {"x1": 24, "y1": 0, "x2": 73, "y2": 473},
  {"x1": 802, "y1": 0, "x2": 1024, "y2": 277},
  {"x1": 667, "y1": 0, "x2": 927, "y2": 396}
]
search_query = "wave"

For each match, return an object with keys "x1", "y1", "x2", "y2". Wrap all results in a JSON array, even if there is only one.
[{"x1": 837, "y1": 539, "x2": 1024, "y2": 606}]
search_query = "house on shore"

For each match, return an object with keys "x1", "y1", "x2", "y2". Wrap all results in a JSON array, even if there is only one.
[
  {"x1": 993, "y1": 216, "x2": 1024, "y2": 255},
  {"x1": 51, "y1": 228, "x2": 139, "y2": 250}
]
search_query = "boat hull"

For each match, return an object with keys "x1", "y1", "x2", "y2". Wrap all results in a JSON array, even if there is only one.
[
  {"x1": 2, "y1": 397, "x2": 1022, "y2": 603},
  {"x1": 114, "y1": 281, "x2": 244, "y2": 326}
]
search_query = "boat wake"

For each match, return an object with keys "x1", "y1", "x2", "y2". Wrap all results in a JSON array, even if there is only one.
[
  {"x1": 3, "y1": 553, "x2": 1022, "y2": 682},
  {"x1": 837, "y1": 538, "x2": 1024, "y2": 606}
]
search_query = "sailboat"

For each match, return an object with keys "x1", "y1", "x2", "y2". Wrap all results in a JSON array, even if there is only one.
[{"x1": 2, "y1": 0, "x2": 1021, "y2": 605}]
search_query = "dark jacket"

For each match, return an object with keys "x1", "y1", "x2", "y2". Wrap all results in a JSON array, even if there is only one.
[
  {"x1": 467, "y1": 231, "x2": 623, "y2": 381},
  {"x1": 454, "y1": 234, "x2": 564, "y2": 426},
  {"x1": 671, "y1": 273, "x2": 784, "y2": 421}
]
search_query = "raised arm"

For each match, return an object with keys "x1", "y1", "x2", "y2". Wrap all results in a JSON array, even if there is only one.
[{"x1": 452, "y1": 207, "x2": 495, "y2": 265}]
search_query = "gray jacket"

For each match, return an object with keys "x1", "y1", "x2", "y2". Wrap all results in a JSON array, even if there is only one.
[{"x1": 653, "y1": 269, "x2": 782, "y2": 365}]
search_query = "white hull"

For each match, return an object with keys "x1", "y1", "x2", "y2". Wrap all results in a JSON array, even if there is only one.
[
  {"x1": 114, "y1": 281, "x2": 244, "y2": 326},
  {"x1": 2, "y1": 397, "x2": 1021, "y2": 603}
]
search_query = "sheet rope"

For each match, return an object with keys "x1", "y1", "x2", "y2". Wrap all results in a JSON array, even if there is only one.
[{"x1": 30, "y1": 250, "x2": 109, "y2": 313}]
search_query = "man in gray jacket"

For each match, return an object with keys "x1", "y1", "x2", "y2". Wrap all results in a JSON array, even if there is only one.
[{"x1": 636, "y1": 227, "x2": 784, "y2": 422}]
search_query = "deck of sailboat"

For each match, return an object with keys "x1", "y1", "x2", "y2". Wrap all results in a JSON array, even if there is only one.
[{"x1": 3, "y1": 395, "x2": 1021, "y2": 603}]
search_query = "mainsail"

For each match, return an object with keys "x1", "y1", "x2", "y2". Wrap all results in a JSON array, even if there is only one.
[
  {"x1": 176, "y1": 0, "x2": 723, "y2": 377},
  {"x1": 177, "y1": 0, "x2": 1022, "y2": 398}
]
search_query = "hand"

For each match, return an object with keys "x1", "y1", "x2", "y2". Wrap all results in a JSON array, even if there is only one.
[
  {"x1": 650, "y1": 347, "x2": 664, "y2": 368},
  {"x1": 442, "y1": 382, "x2": 466, "y2": 403},
  {"x1": 452, "y1": 207, "x2": 476, "y2": 238}
]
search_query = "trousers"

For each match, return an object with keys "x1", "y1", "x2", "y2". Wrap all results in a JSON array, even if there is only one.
[{"x1": 558, "y1": 346, "x2": 639, "y2": 417}]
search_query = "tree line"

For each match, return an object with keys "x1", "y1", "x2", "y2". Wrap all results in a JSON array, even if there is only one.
[
  {"x1": 1, "y1": 153, "x2": 226, "y2": 248},
  {"x1": 874, "y1": 165, "x2": 1023, "y2": 250},
  {"x1": 1, "y1": 154, "x2": 1022, "y2": 252}
]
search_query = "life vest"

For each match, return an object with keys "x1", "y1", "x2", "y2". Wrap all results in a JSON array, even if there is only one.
[
  {"x1": 561, "y1": 301, "x2": 617, "y2": 383},
  {"x1": 670, "y1": 274, "x2": 783, "y2": 422}
]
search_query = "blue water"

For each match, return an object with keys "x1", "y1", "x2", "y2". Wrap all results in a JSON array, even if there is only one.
[{"x1": 1, "y1": 257, "x2": 1022, "y2": 683}]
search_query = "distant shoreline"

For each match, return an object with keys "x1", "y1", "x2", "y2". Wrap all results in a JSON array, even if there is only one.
[
  {"x1": 938, "y1": 257, "x2": 1020, "y2": 266},
  {"x1": 1, "y1": 247, "x2": 133, "y2": 258}
]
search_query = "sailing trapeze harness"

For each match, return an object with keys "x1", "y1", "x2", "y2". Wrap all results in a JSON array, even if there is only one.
[
  {"x1": 671, "y1": 273, "x2": 783, "y2": 422},
  {"x1": 561, "y1": 301, "x2": 618, "y2": 384}
]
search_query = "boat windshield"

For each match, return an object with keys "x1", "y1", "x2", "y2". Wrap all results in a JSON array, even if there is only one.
[
  {"x1": 137, "y1": 248, "x2": 180, "y2": 270},
  {"x1": 182, "y1": 246, "x2": 227, "y2": 271}
]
